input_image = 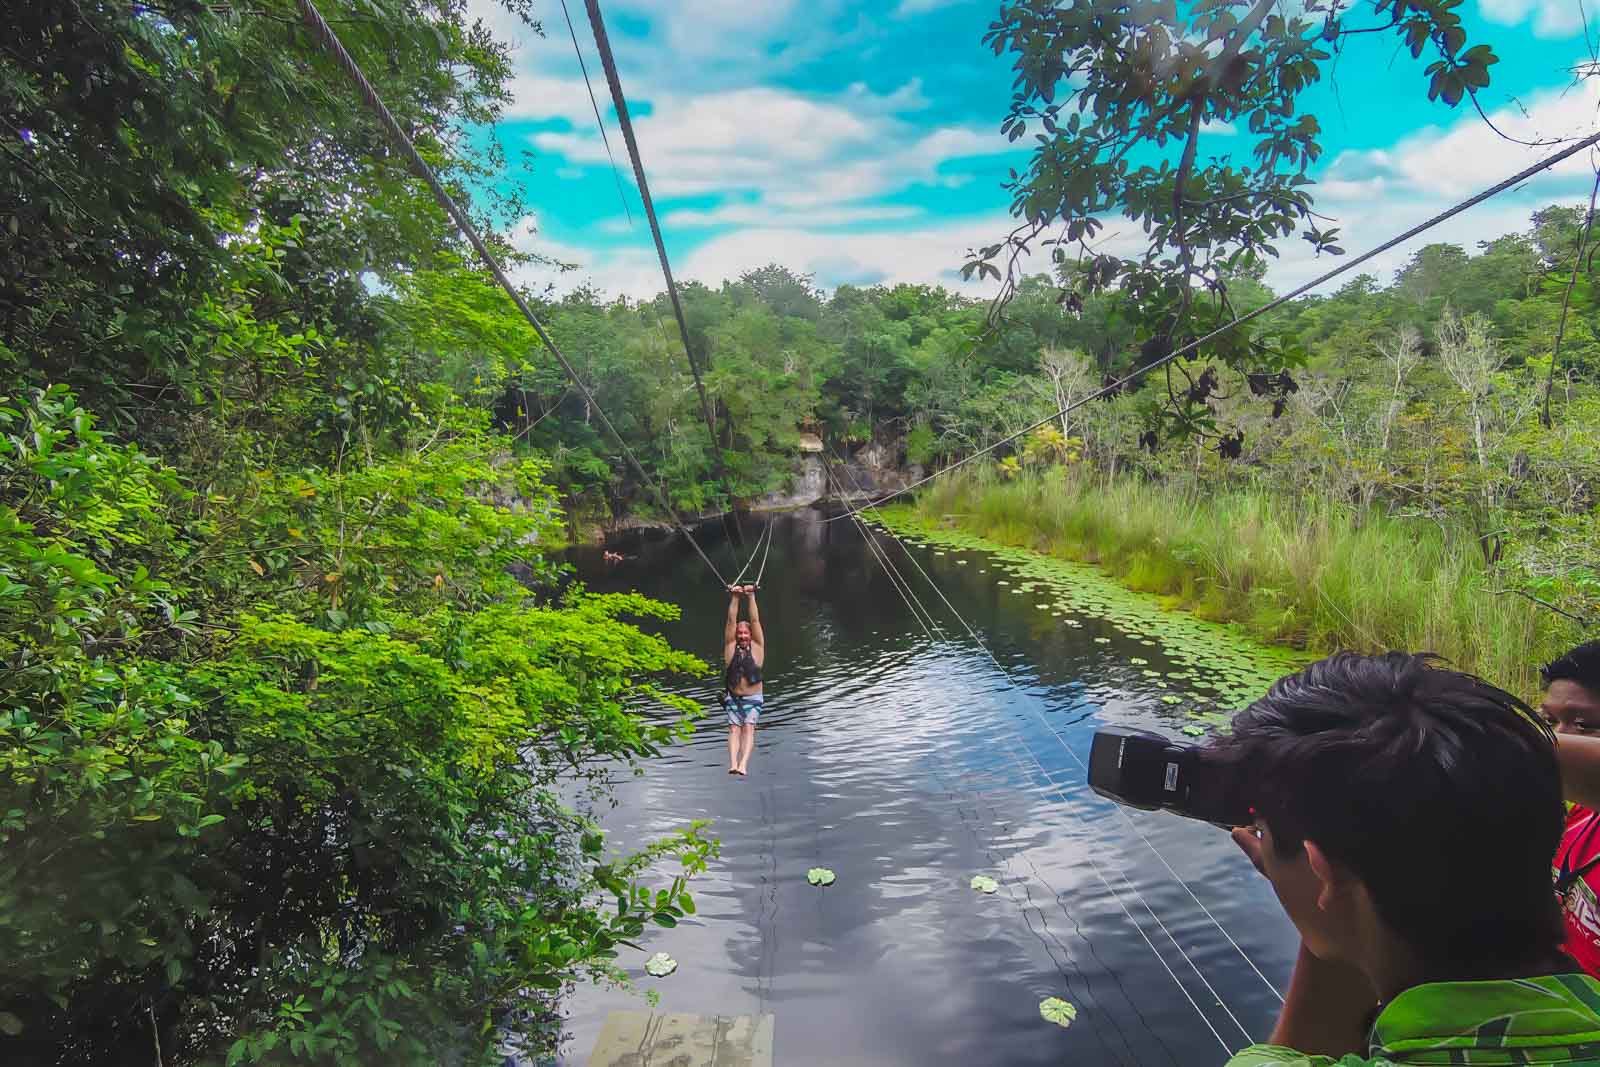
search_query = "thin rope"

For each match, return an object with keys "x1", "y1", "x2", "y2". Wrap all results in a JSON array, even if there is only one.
[
  {"x1": 557, "y1": 0, "x2": 633, "y2": 227},
  {"x1": 923, "y1": 741, "x2": 1144, "y2": 1067},
  {"x1": 291, "y1": 0, "x2": 728, "y2": 588},
  {"x1": 936, "y1": 745, "x2": 1178, "y2": 1067},
  {"x1": 752, "y1": 516, "x2": 775, "y2": 587},
  {"x1": 826, "y1": 467, "x2": 941, "y2": 636},
  {"x1": 830, "y1": 481, "x2": 1154, "y2": 1065},
  {"x1": 829, "y1": 448, "x2": 1270, "y2": 1034},
  {"x1": 829, "y1": 483, "x2": 1235, "y2": 1054},
  {"x1": 729, "y1": 521, "x2": 770, "y2": 588},
  {"x1": 827, "y1": 126, "x2": 1600, "y2": 523},
  {"x1": 582, "y1": 0, "x2": 722, "y2": 473},
  {"x1": 855, "y1": 499, "x2": 1286, "y2": 1005},
  {"x1": 996, "y1": 730, "x2": 1239, "y2": 1053}
]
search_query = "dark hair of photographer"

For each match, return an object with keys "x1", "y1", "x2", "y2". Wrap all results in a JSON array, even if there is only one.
[{"x1": 1212, "y1": 650, "x2": 1566, "y2": 980}]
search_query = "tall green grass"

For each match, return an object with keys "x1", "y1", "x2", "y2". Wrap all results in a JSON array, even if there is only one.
[{"x1": 905, "y1": 468, "x2": 1578, "y2": 697}]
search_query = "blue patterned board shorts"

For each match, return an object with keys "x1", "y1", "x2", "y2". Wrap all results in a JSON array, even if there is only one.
[{"x1": 722, "y1": 692, "x2": 763, "y2": 727}]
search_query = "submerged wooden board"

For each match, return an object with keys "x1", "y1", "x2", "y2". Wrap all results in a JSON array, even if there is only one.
[{"x1": 586, "y1": 1011, "x2": 774, "y2": 1067}]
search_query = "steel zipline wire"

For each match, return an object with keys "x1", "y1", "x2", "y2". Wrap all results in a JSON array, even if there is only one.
[
  {"x1": 827, "y1": 127, "x2": 1600, "y2": 523},
  {"x1": 557, "y1": 0, "x2": 633, "y2": 228},
  {"x1": 582, "y1": 0, "x2": 724, "y2": 475},
  {"x1": 824, "y1": 454, "x2": 1264, "y2": 1006},
  {"x1": 833, "y1": 440, "x2": 1287, "y2": 1006},
  {"x1": 728, "y1": 519, "x2": 774, "y2": 589},
  {"x1": 291, "y1": 0, "x2": 729, "y2": 589},
  {"x1": 823, "y1": 459, "x2": 1243, "y2": 1054}
]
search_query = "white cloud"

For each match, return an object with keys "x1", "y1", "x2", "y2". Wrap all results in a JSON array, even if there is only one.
[
  {"x1": 1477, "y1": 0, "x2": 1587, "y2": 38},
  {"x1": 532, "y1": 85, "x2": 1009, "y2": 214},
  {"x1": 508, "y1": 214, "x2": 666, "y2": 299},
  {"x1": 1258, "y1": 76, "x2": 1600, "y2": 293},
  {"x1": 683, "y1": 217, "x2": 1012, "y2": 293},
  {"x1": 663, "y1": 203, "x2": 923, "y2": 228},
  {"x1": 893, "y1": 0, "x2": 969, "y2": 14},
  {"x1": 498, "y1": 69, "x2": 603, "y2": 126},
  {"x1": 513, "y1": 212, "x2": 1032, "y2": 301},
  {"x1": 533, "y1": 87, "x2": 878, "y2": 195},
  {"x1": 847, "y1": 77, "x2": 932, "y2": 114},
  {"x1": 1324, "y1": 76, "x2": 1600, "y2": 200}
]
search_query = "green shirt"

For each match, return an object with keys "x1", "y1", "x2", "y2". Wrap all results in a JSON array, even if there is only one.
[{"x1": 1227, "y1": 974, "x2": 1600, "y2": 1066}]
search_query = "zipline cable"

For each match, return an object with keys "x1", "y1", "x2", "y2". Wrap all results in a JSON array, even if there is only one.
[
  {"x1": 828, "y1": 125, "x2": 1600, "y2": 523},
  {"x1": 845, "y1": 484, "x2": 1285, "y2": 1005},
  {"x1": 824, "y1": 471, "x2": 1237, "y2": 1054},
  {"x1": 752, "y1": 515, "x2": 775, "y2": 587},
  {"x1": 921, "y1": 753, "x2": 1145, "y2": 1067},
  {"x1": 290, "y1": 0, "x2": 728, "y2": 588},
  {"x1": 729, "y1": 521, "x2": 770, "y2": 589},
  {"x1": 827, "y1": 467, "x2": 1161, "y2": 1067},
  {"x1": 557, "y1": 0, "x2": 633, "y2": 227},
  {"x1": 582, "y1": 0, "x2": 723, "y2": 476},
  {"x1": 827, "y1": 451, "x2": 1267, "y2": 1025}
]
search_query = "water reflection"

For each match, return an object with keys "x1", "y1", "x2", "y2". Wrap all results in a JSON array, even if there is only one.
[{"x1": 560, "y1": 509, "x2": 1299, "y2": 1066}]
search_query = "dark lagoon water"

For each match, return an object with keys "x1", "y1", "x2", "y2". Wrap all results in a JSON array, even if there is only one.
[{"x1": 557, "y1": 508, "x2": 1307, "y2": 1066}]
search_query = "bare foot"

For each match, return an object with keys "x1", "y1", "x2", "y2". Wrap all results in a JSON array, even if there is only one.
[
  {"x1": 729, "y1": 767, "x2": 738, "y2": 774},
  {"x1": 735, "y1": 767, "x2": 747, "y2": 776}
]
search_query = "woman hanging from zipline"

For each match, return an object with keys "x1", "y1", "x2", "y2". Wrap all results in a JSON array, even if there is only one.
[{"x1": 723, "y1": 583, "x2": 765, "y2": 775}]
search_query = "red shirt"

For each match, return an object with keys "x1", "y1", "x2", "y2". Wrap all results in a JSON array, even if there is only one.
[{"x1": 1556, "y1": 804, "x2": 1600, "y2": 978}]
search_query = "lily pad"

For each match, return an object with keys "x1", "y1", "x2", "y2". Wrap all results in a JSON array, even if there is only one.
[
  {"x1": 644, "y1": 952, "x2": 677, "y2": 978},
  {"x1": 1039, "y1": 997, "x2": 1078, "y2": 1028},
  {"x1": 1161, "y1": 695, "x2": 1183, "y2": 704},
  {"x1": 970, "y1": 874, "x2": 1000, "y2": 894},
  {"x1": 1093, "y1": 637, "x2": 1110, "y2": 644},
  {"x1": 1181, "y1": 725, "x2": 1207, "y2": 737},
  {"x1": 807, "y1": 867, "x2": 836, "y2": 887}
]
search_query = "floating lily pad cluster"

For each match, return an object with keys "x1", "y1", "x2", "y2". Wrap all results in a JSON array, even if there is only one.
[
  {"x1": 970, "y1": 874, "x2": 1000, "y2": 894},
  {"x1": 873, "y1": 515, "x2": 1311, "y2": 741},
  {"x1": 807, "y1": 867, "x2": 836, "y2": 887},
  {"x1": 644, "y1": 952, "x2": 677, "y2": 978}
]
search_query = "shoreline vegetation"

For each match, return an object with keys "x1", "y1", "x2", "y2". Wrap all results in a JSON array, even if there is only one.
[{"x1": 884, "y1": 469, "x2": 1579, "y2": 699}]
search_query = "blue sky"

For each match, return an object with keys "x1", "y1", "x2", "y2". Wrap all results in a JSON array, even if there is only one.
[{"x1": 468, "y1": 0, "x2": 1599, "y2": 300}]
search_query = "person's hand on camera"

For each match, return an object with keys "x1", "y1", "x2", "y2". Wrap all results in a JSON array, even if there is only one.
[{"x1": 1231, "y1": 824, "x2": 1267, "y2": 877}]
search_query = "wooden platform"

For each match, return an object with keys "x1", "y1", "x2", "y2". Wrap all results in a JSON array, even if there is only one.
[{"x1": 586, "y1": 1011, "x2": 774, "y2": 1067}]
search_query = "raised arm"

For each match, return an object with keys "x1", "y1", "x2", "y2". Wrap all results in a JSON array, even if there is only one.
[
  {"x1": 724, "y1": 587, "x2": 741, "y2": 662},
  {"x1": 746, "y1": 586, "x2": 765, "y2": 662},
  {"x1": 1558, "y1": 733, "x2": 1600, "y2": 810}
]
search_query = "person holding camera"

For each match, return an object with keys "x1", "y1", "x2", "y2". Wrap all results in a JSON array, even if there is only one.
[
  {"x1": 1092, "y1": 651, "x2": 1600, "y2": 1065},
  {"x1": 722, "y1": 583, "x2": 764, "y2": 776}
]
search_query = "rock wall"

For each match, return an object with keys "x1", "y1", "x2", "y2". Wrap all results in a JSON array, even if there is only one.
[{"x1": 749, "y1": 439, "x2": 921, "y2": 511}]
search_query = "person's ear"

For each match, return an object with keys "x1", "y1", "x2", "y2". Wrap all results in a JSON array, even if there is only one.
[{"x1": 1305, "y1": 840, "x2": 1344, "y2": 912}]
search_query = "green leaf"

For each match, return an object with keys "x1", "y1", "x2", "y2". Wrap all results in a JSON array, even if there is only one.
[
  {"x1": 643, "y1": 952, "x2": 677, "y2": 978},
  {"x1": 806, "y1": 867, "x2": 836, "y2": 887},
  {"x1": 970, "y1": 874, "x2": 1000, "y2": 894},
  {"x1": 0, "y1": 1012, "x2": 23, "y2": 1036},
  {"x1": 1040, "y1": 997, "x2": 1079, "y2": 1028}
]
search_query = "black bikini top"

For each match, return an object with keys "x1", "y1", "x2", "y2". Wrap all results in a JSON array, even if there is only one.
[{"x1": 725, "y1": 645, "x2": 762, "y2": 691}]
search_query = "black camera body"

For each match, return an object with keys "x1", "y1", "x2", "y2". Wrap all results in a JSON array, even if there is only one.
[{"x1": 1087, "y1": 726, "x2": 1253, "y2": 828}]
